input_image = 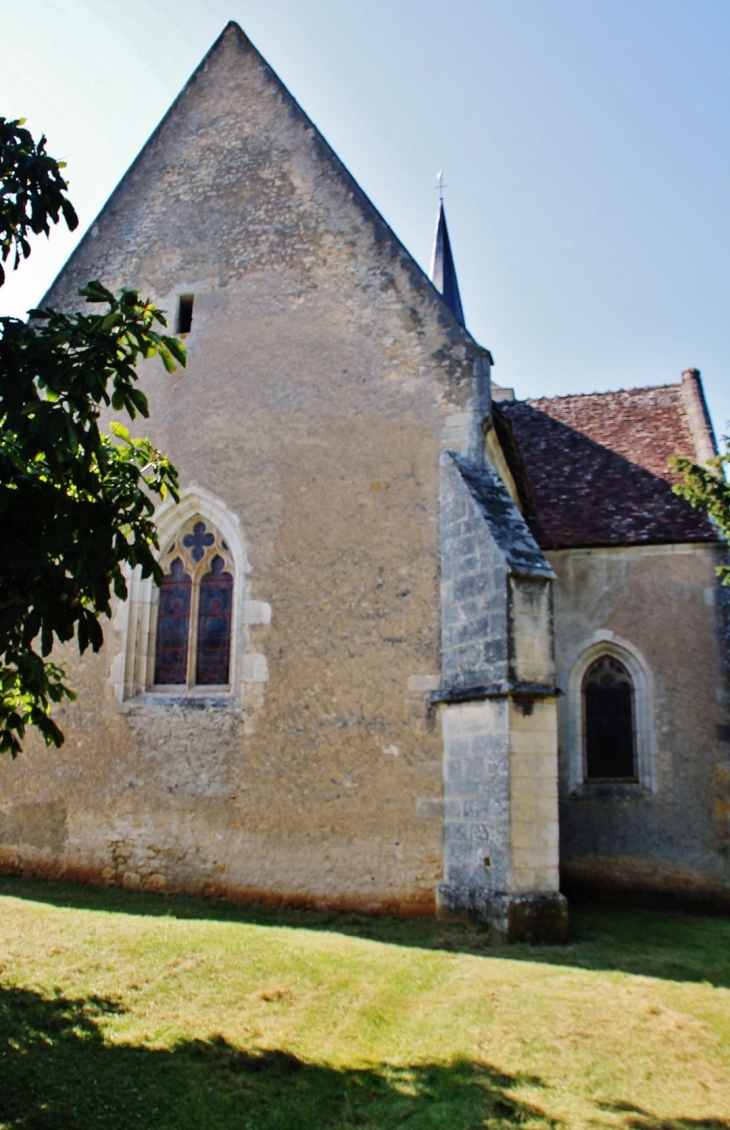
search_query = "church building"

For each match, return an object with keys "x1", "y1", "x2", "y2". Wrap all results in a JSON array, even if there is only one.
[{"x1": 1, "y1": 23, "x2": 728, "y2": 941}]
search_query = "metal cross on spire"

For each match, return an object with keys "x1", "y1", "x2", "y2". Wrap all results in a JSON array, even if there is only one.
[{"x1": 436, "y1": 169, "x2": 447, "y2": 201}]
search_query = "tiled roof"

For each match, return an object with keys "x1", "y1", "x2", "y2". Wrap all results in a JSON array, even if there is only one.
[{"x1": 499, "y1": 378, "x2": 718, "y2": 548}]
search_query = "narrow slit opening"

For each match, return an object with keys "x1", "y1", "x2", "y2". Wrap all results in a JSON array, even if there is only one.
[{"x1": 177, "y1": 294, "x2": 194, "y2": 335}]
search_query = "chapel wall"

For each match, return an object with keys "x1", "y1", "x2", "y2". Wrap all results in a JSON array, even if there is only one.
[
  {"x1": 550, "y1": 542, "x2": 730, "y2": 908},
  {"x1": 0, "y1": 26, "x2": 482, "y2": 913}
]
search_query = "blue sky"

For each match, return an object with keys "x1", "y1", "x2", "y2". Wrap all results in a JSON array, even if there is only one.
[{"x1": 2, "y1": 0, "x2": 729, "y2": 435}]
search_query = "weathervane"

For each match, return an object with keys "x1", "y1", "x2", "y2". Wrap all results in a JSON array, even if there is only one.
[{"x1": 436, "y1": 169, "x2": 447, "y2": 201}]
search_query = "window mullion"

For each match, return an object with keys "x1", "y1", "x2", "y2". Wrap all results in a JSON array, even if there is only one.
[{"x1": 188, "y1": 576, "x2": 201, "y2": 687}]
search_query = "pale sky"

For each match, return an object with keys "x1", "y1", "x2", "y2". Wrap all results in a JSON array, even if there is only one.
[{"x1": 2, "y1": 0, "x2": 729, "y2": 435}]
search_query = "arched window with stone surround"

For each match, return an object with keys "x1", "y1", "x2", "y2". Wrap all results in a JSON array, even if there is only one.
[
  {"x1": 562, "y1": 635, "x2": 655, "y2": 793},
  {"x1": 153, "y1": 518, "x2": 234, "y2": 688},
  {"x1": 582, "y1": 654, "x2": 637, "y2": 781}
]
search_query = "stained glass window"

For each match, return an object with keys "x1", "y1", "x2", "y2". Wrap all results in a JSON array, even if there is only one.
[
  {"x1": 196, "y1": 555, "x2": 233, "y2": 685},
  {"x1": 154, "y1": 558, "x2": 192, "y2": 685},
  {"x1": 583, "y1": 655, "x2": 636, "y2": 780},
  {"x1": 153, "y1": 519, "x2": 234, "y2": 689}
]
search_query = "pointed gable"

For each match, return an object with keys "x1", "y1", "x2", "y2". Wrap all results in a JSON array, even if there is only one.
[{"x1": 45, "y1": 22, "x2": 476, "y2": 368}]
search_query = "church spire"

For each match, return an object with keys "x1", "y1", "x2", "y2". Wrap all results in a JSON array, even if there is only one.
[{"x1": 430, "y1": 191, "x2": 465, "y2": 328}]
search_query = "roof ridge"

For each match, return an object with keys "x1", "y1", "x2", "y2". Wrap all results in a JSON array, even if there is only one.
[{"x1": 521, "y1": 382, "x2": 682, "y2": 405}]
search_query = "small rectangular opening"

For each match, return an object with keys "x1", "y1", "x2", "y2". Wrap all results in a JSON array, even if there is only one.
[{"x1": 177, "y1": 294, "x2": 194, "y2": 335}]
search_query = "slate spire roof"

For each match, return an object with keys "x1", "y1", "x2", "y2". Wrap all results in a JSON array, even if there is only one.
[{"x1": 430, "y1": 201, "x2": 465, "y2": 327}]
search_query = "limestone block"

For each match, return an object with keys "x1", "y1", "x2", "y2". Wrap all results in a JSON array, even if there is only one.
[
  {"x1": 415, "y1": 798, "x2": 444, "y2": 819},
  {"x1": 510, "y1": 820, "x2": 560, "y2": 850},
  {"x1": 242, "y1": 653, "x2": 269, "y2": 682},
  {"x1": 510, "y1": 749, "x2": 558, "y2": 775},
  {"x1": 407, "y1": 674, "x2": 441, "y2": 692},
  {"x1": 507, "y1": 795, "x2": 559, "y2": 822},
  {"x1": 511, "y1": 845, "x2": 560, "y2": 870},
  {"x1": 243, "y1": 601, "x2": 272, "y2": 625}
]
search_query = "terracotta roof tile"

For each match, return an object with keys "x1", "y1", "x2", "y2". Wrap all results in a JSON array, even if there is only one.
[{"x1": 499, "y1": 383, "x2": 718, "y2": 548}]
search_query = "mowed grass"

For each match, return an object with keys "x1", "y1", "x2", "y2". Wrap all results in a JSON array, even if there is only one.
[{"x1": 0, "y1": 877, "x2": 728, "y2": 1129}]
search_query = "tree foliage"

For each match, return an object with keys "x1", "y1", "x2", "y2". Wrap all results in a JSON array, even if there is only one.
[
  {"x1": 0, "y1": 116, "x2": 78, "y2": 286},
  {"x1": 0, "y1": 117, "x2": 184, "y2": 755},
  {"x1": 672, "y1": 444, "x2": 730, "y2": 585}
]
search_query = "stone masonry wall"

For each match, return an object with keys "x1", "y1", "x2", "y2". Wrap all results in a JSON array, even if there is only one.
[
  {"x1": 439, "y1": 454, "x2": 509, "y2": 691},
  {"x1": 552, "y1": 542, "x2": 730, "y2": 907},
  {"x1": 0, "y1": 24, "x2": 485, "y2": 914},
  {"x1": 509, "y1": 699, "x2": 560, "y2": 895},
  {"x1": 441, "y1": 699, "x2": 510, "y2": 901}
]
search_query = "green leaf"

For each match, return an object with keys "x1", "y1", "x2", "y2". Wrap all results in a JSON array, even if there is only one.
[
  {"x1": 109, "y1": 421, "x2": 131, "y2": 442},
  {"x1": 162, "y1": 335, "x2": 188, "y2": 367},
  {"x1": 157, "y1": 344, "x2": 177, "y2": 373}
]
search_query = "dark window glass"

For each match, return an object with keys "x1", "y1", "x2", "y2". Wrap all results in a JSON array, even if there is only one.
[
  {"x1": 195, "y1": 555, "x2": 233, "y2": 686},
  {"x1": 177, "y1": 294, "x2": 194, "y2": 334},
  {"x1": 583, "y1": 655, "x2": 636, "y2": 780},
  {"x1": 154, "y1": 559, "x2": 192, "y2": 685}
]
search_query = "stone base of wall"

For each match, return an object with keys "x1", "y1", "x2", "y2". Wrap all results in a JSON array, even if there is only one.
[
  {"x1": 0, "y1": 851, "x2": 437, "y2": 919},
  {"x1": 497, "y1": 892, "x2": 569, "y2": 943},
  {"x1": 562, "y1": 857, "x2": 730, "y2": 915},
  {"x1": 437, "y1": 882, "x2": 568, "y2": 943}
]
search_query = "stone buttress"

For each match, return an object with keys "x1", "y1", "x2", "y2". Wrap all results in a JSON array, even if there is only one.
[{"x1": 433, "y1": 359, "x2": 567, "y2": 941}]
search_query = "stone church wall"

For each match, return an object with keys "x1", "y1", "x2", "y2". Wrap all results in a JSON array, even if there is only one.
[
  {"x1": 2, "y1": 19, "x2": 725, "y2": 926},
  {"x1": 551, "y1": 542, "x2": 730, "y2": 908},
  {"x1": 0, "y1": 25, "x2": 485, "y2": 913}
]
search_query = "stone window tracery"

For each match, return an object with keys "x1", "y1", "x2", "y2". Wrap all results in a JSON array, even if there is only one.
[
  {"x1": 115, "y1": 486, "x2": 271, "y2": 714},
  {"x1": 153, "y1": 518, "x2": 234, "y2": 688}
]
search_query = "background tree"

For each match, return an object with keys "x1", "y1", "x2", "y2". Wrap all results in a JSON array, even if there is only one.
[
  {"x1": 672, "y1": 444, "x2": 730, "y2": 585},
  {"x1": 0, "y1": 116, "x2": 184, "y2": 755}
]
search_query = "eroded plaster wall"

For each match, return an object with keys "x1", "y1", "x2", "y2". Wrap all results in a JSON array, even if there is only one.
[
  {"x1": 551, "y1": 542, "x2": 730, "y2": 906},
  {"x1": 0, "y1": 25, "x2": 484, "y2": 913}
]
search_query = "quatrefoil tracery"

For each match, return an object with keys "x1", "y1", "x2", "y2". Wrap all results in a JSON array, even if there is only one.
[{"x1": 160, "y1": 517, "x2": 234, "y2": 581}]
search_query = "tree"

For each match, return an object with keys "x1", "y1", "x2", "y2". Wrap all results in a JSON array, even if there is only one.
[
  {"x1": 0, "y1": 116, "x2": 184, "y2": 755},
  {"x1": 672, "y1": 444, "x2": 730, "y2": 585}
]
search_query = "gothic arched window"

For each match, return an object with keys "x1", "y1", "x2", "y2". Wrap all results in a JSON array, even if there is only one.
[
  {"x1": 153, "y1": 518, "x2": 234, "y2": 688},
  {"x1": 583, "y1": 655, "x2": 637, "y2": 781}
]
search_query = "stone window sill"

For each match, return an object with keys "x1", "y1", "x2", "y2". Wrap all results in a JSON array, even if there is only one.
[
  {"x1": 569, "y1": 781, "x2": 652, "y2": 800},
  {"x1": 121, "y1": 690, "x2": 235, "y2": 712}
]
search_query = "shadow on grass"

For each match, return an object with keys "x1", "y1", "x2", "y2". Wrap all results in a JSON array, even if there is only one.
[
  {"x1": 1, "y1": 874, "x2": 729, "y2": 989},
  {"x1": 598, "y1": 1101, "x2": 730, "y2": 1130},
  {"x1": 0, "y1": 983, "x2": 557, "y2": 1130}
]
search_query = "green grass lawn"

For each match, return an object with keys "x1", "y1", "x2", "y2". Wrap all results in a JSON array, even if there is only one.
[{"x1": 0, "y1": 877, "x2": 728, "y2": 1129}]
